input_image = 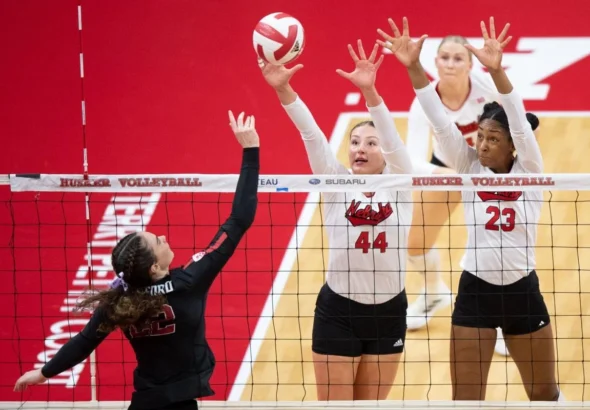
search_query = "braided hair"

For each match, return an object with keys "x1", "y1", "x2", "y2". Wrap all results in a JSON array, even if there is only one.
[
  {"x1": 76, "y1": 233, "x2": 166, "y2": 334},
  {"x1": 479, "y1": 102, "x2": 540, "y2": 141}
]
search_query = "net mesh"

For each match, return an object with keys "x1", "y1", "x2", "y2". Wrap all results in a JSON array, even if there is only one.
[{"x1": 1, "y1": 174, "x2": 590, "y2": 409}]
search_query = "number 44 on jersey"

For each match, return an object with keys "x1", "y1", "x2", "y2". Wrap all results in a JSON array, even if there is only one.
[{"x1": 355, "y1": 231, "x2": 388, "y2": 253}]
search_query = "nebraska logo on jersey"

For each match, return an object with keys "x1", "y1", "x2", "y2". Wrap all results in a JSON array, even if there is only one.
[
  {"x1": 456, "y1": 121, "x2": 479, "y2": 136},
  {"x1": 477, "y1": 191, "x2": 523, "y2": 202},
  {"x1": 345, "y1": 200, "x2": 393, "y2": 227}
]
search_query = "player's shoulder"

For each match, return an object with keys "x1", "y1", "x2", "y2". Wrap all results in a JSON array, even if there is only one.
[
  {"x1": 147, "y1": 275, "x2": 178, "y2": 295},
  {"x1": 166, "y1": 263, "x2": 199, "y2": 293},
  {"x1": 513, "y1": 157, "x2": 543, "y2": 175}
]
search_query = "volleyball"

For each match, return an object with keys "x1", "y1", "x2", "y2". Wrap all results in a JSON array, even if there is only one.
[{"x1": 253, "y1": 12, "x2": 305, "y2": 65}]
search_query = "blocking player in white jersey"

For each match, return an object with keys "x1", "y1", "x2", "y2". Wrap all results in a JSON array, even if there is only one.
[
  {"x1": 259, "y1": 41, "x2": 413, "y2": 400},
  {"x1": 379, "y1": 17, "x2": 563, "y2": 401},
  {"x1": 404, "y1": 36, "x2": 510, "y2": 357}
]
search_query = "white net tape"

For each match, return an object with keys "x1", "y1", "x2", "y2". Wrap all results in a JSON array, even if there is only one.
[{"x1": 6, "y1": 173, "x2": 576, "y2": 193}]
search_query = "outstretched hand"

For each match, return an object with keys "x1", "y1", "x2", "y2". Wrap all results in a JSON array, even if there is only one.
[
  {"x1": 377, "y1": 17, "x2": 428, "y2": 68},
  {"x1": 229, "y1": 110, "x2": 259, "y2": 148},
  {"x1": 258, "y1": 58, "x2": 303, "y2": 90},
  {"x1": 336, "y1": 40, "x2": 384, "y2": 90},
  {"x1": 464, "y1": 17, "x2": 512, "y2": 72},
  {"x1": 14, "y1": 369, "x2": 47, "y2": 392}
]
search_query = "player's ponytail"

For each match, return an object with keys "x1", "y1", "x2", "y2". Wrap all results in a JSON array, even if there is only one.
[
  {"x1": 76, "y1": 233, "x2": 166, "y2": 334},
  {"x1": 525, "y1": 112, "x2": 540, "y2": 131},
  {"x1": 479, "y1": 102, "x2": 540, "y2": 139}
]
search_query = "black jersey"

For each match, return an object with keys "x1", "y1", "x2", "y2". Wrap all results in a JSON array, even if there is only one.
[{"x1": 41, "y1": 147, "x2": 260, "y2": 409}]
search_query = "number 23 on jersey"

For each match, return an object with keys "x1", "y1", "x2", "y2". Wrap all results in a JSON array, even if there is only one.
[
  {"x1": 485, "y1": 205, "x2": 515, "y2": 232},
  {"x1": 354, "y1": 231, "x2": 388, "y2": 253}
]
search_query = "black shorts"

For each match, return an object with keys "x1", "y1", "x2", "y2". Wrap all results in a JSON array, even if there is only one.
[
  {"x1": 430, "y1": 153, "x2": 449, "y2": 168},
  {"x1": 128, "y1": 400, "x2": 197, "y2": 410},
  {"x1": 312, "y1": 284, "x2": 407, "y2": 357},
  {"x1": 452, "y1": 270, "x2": 550, "y2": 335}
]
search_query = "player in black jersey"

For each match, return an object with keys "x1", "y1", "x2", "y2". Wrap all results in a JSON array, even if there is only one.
[{"x1": 14, "y1": 110, "x2": 260, "y2": 410}]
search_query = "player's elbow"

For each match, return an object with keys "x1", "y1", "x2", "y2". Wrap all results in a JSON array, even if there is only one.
[{"x1": 234, "y1": 198, "x2": 258, "y2": 230}]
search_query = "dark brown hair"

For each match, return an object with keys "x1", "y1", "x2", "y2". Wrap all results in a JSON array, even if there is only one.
[{"x1": 76, "y1": 233, "x2": 166, "y2": 334}]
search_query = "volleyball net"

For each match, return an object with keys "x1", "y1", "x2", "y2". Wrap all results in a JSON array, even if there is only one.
[{"x1": 1, "y1": 172, "x2": 590, "y2": 409}]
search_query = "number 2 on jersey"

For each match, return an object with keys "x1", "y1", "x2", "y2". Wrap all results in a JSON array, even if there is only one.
[
  {"x1": 485, "y1": 206, "x2": 515, "y2": 232},
  {"x1": 355, "y1": 231, "x2": 388, "y2": 253},
  {"x1": 129, "y1": 304, "x2": 176, "y2": 338}
]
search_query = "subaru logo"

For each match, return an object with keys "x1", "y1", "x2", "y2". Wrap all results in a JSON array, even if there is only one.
[{"x1": 309, "y1": 178, "x2": 320, "y2": 185}]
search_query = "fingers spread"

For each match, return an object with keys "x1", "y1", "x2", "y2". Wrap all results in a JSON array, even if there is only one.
[
  {"x1": 289, "y1": 64, "x2": 304, "y2": 74},
  {"x1": 376, "y1": 39, "x2": 390, "y2": 50},
  {"x1": 402, "y1": 17, "x2": 409, "y2": 36},
  {"x1": 348, "y1": 43, "x2": 360, "y2": 62},
  {"x1": 368, "y1": 42, "x2": 379, "y2": 62},
  {"x1": 480, "y1": 20, "x2": 490, "y2": 40},
  {"x1": 500, "y1": 35, "x2": 513, "y2": 49},
  {"x1": 497, "y1": 22, "x2": 511, "y2": 43},
  {"x1": 388, "y1": 18, "x2": 401, "y2": 37},
  {"x1": 335, "y1": 68, "x2": 351, "y2": 79},
  {"x1": 357, "y1": 39, "x2": 367, "y2": 60},
  {"x1": 489, "y1": 16, "x2": 496, "y2": 38},
  {"x1": 375, "y1": 54, "x2": 385, "y2": 69},
  {"x1": 228, "y1": 110, "x2": 237, "y2": 130},
  {"x1": 417, "y1": 34, "x2": 429, "y2": 48},
  {"x1": 377, "y1": 28, "x2": 394, "y2": 43}
]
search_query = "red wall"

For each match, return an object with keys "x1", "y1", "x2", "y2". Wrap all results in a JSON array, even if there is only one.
[{"x1": 1, "y1": 0, "x2": 589, "y2": 402}]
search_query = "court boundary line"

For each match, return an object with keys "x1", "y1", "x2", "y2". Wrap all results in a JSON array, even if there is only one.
[{"x1": 227, "y1": 109, "x2": 590, "y2": 401}]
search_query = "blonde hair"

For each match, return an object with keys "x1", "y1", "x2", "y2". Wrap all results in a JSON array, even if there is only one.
[{"x1": 437, "y1": 35, "x2": 472, "y2": 61}]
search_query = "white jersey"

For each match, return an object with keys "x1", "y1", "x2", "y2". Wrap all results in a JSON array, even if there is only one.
[
  {"x1": 407, "y1": 71, "x2": 498, "y2": 172},
  {"x1": 283, "y1": 96, "x2": 413, "y2": 304},
  {"x1": 414, "y1": 83, "x2": 543, "y2": 286}
]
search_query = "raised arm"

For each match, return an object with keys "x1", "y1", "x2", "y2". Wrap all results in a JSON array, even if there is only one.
[
  {"x1": 368, "y1": 96, "x2": 413, "y2": 174},
  {"x1": 335, "y1": 40, "x2": 412, "y2": 174},
  {"x1": 259, "y1": 61, "x2": 345, "y2": 175},
  {"x1": 175, "y1": 111, "x2": 259, "y2": 293},
  {"x1": 377, "y1": 17, "x2": 476, "y2": 173},
  {"x1": 498, "y1": 90, "x2": 542, "y2": 172},
  {"x1": 464, "y1": 17, "x2": 543, "y2": 173}
]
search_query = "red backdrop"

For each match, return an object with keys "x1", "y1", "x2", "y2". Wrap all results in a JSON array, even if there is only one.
[{"x1": 1, "y1": 0, "x2": 589, "y2": 402}]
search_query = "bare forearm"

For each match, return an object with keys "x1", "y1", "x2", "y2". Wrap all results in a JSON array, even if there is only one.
[
  {"x1": 360, "y1": 86, "x2": 382, "y2": 107},
  {"x1": 275, "y1": 84, "x2": 298, "y2": 105},
  {"x1": 407, "y1": 62, "x2": 430, "y2": 90}
]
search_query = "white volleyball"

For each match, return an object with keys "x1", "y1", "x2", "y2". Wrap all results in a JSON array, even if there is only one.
[{"x1": 253, "y1": 12, "x2": 305, "y2": 65}]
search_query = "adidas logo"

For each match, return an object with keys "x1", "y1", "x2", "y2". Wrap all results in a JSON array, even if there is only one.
[
  {"x1": 539, "y1": 321, "x2": 545, "y2": 327},
  {"x1": 394, "y1": 339, "x2": 404, "y2": 347}
]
